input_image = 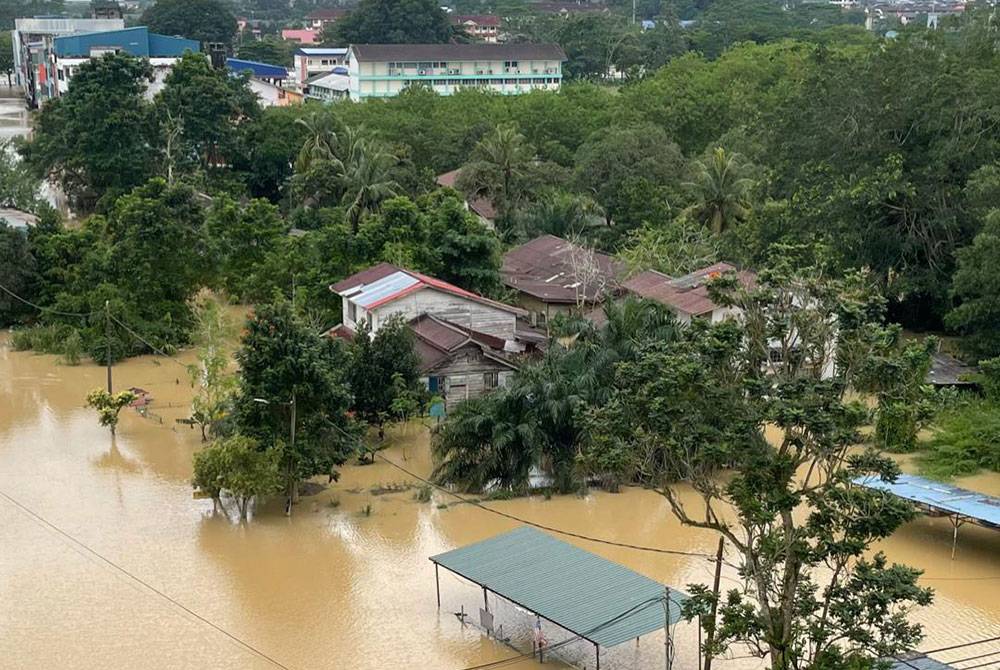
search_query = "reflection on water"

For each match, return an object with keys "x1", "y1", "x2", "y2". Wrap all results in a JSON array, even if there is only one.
[{"x1": 0, "y1": 336, "x2": 998, "y2": 669}]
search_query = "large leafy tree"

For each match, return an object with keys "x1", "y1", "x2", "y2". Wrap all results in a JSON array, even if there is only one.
[
  {"x1": 233, "y1": 299, "x2": 356, "y2": 508},
  {"x1": 946, "y1": 211, "x2": 1000, "y2": 361},
  {"x1": 0, "y1": 223, "x2": 37, "y2": 326},
  {"x1": 155, "y1": 52, "x2": 260, "y2": 174},
  {"x1": 456, "y1": 124, "x2": 537, "y2": 230},
  {"x1": 206, "y1": 196, "x2": 288, "y2": 300},
  {"x1": 141, "y1": 0, "x2": 238, "y2": 46},
  {"x1": 328, "y1": 0, "x2": 452, "y2": 44},
  {"x1": 585, "y1": 266, "x2": 933, "y2": 670},
  {"x1": 192, "y1": 435, "x2": 282, "y2": 521},
  {"x1": 683, "y1": 146, "x2": 754, "y2": 235},
  {"x1": 21, "y1": 54, "x2": 154, "y2": 211}
]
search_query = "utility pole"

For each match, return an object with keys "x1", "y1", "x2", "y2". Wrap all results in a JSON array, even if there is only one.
[
  {"x1": 285, "y1": 392, "x2": 296, "y2": 516},
  {"x1": 704, "y1": 538, "x2": 726, "y2": 670},
  {"x1": 632, "y1": 0, "x2": 636, "y2": 25},
  {"x1": 105, "y1": 300, "x2": 112, "y2": 393},
  {"x1": 664, "y1": 586, "x2": 673, "y2": 670}
]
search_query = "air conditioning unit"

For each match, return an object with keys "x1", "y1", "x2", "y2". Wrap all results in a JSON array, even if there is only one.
[
  {"x1": 487, "y1": 69, "x2": 494, "y2": 74},
  {"x1": 418, "y1": 69, "x2": 426, "y2": 75},
  {"x1": 476, "y1": 69, "x2": 484, "y2": 74},
  {"x1": 532, "y1": 69, "x2": 539, "y2": 74}
]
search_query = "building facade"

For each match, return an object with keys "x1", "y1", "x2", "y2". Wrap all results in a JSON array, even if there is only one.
[
  {"x1": 346, "y1": 44, "x2": 565, "y2": 100},
  {"x1": 50, "y1": 27, "x2": 199, "y2": 102},
  {"x1": 293, "y1": 47, "x2": 348, "y2": 84},
  {"x1": 449, "y1": 15, "x2": 502, "y2": 42},
  {"x1": 13, "y1": 17, "x2": 126, "y2": 108}
]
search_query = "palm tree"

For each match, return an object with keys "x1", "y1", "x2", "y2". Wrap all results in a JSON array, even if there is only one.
[
  {"x1": 515, "y1": 190, "x2": 605, "y2": 242},
  {"x1": 683, "y1": 147, "x2": 754, "y2": 235},
  {"x1": 457, "y1": 124, "x2": 536, "y2": 226},
  {"x1": 340, "y1": 139, "x2": 401, "y2": 232},
  {"x1": 294, "y1": 111, "x2": 341, "y2": 173}
]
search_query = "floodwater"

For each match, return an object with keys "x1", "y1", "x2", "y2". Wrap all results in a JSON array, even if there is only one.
[{"x1": 1, "y1": 337, "x2": 999, "y2": 670}]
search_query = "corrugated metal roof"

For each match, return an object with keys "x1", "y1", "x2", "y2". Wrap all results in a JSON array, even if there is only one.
[
  {"x1": 501, "y1": 235, "x2": 624, "y2": 304},
  {"x1": 430, "y1": 526, "x2": 687, "y2": 648},
  {"x1": 226, "y1": 58, "x2": 288, "y2": 79},
  {"x1": 352, "y1": 271, "x2": 421, "y2": 308},
  {"x1": 855, "y1": 474, "x2": 1000, "y2": 526},
  {"x1": 891, "y1": 652, "x2": 957, "y2": 670}
]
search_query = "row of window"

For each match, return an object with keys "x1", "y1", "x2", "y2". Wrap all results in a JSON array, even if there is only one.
[
  {"x1": 429, "y1": 372, "x2": 500, "y2": 393},
  {"x1": 400, "y1": 77, "x2": 560, "y2": 88}
]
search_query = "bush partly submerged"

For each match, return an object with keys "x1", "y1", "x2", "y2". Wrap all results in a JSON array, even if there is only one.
[{"x1": 919, "y1": 399, "x2": 1000, "y2": 479}]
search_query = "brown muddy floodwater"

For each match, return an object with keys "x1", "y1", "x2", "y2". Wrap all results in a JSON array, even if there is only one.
[{"x1": 1, "y1": 336, "x2": 999, "y2": 670}]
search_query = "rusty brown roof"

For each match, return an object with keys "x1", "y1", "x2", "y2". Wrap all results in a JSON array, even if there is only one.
[
  {"x1": 623, "y1": 263, "x2": 755, "y2": 316},
  {"x1": 502, "y1": 235, "x2": 624, "y2": 304},
  {"x1": 437, "y1": 169, "x2": 497, "y2": 221},
  {"x1": 408, "y1": 314, "x2": 517, "y2": 372}
]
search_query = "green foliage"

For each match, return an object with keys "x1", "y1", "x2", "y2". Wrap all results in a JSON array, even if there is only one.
[
  {"x1": 980, "y1": 357, "x2": 1000, "y2": 403},
  {"x1": 328, "y1": 0, "x2": 452, "y2": 44},
  {"x1": 233, "y1": 299, "x2": 356, "y2": 497},
  {"x1": 683, "y1": 147, "x2": 754, "y2": 235},
  {"x1": 236, "y1": 37, "x2": 295, "y2": 67},
  {"x1": 0, "y1": 222, "x2": 37, "y2": 326},
  {"x1": 141, "y1": 0, "x2": 238, "y2": 46},
  {"x1": 618, "y1": 218, "x2": 720, "y2": 277},
  {"x1": 187, "y1": 298, "x2": 237, "y2": 441},
  {"x1": 0, "y1": 140, "x2": 44, "y2": 212},
  {"x1": 155, "y1": 52, "x2": 261, "y2": 176},
  {"x1": 434, "y1": 297, "x2": 681, "y2": 493},
  {"x1": 946, "y1": 211, "x2": 1000, "y2": 361},
  {"x1": 207, "y1": 196, "x2": 288, "y2": 300},
  {"x1": 192, "y1": 434, "x2": 282, "y2": 521},
  {"x1": 85, "y1": 388, "x2": 137, "y2": 433},
  {"x1": 919, "y1": 399, "x2": 1000, "y2": 479},
  {"x1": 346, "y1": 316, "x2": 422, "y2": 439},
  {"x1": 586, "y1": 267, "x2": 932, "y2": 670},
  {"x1": 21, "y1": 54, "x2": 155, "y2": 211}
]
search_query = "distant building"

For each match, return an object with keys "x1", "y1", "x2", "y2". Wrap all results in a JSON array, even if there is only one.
[
  {"x1": 621, "y1": 263, "x2": 755, "y2": 325},
  {"x1": 13, "y1": 17, "x2": 126, "y2": 108},
  {"x1": 530, "y1": 1, "x2": 611, "y2": 15},
  {"x1": 293, "y1": 47, "x2": 348, "y2": 83},
  {"x1": 49, "y1": 27, "x2": 199, "y2": 102},
  {"x1": 303, "y1": 70, "x2": 350, "y2": 102},
  {"x1": 226, "y1": 58, "x2": 302, "y2": 107},
  {"x1": 0, "y1": 209, "x2": 40, "y2": 233},
  {"x1": 435, "y1": 169, "x2": 496, "y2": 229},
  {"x1": 281, "y1": 28, "x2": 320, "y2": 45},
  {"x1": 501, "y1": 235, "x2": 623, "y2": 328},
  {"x1": 450, "y1": 15, "x2": 502, "y2": 42},
  {"x1": 346, "y1": 43, "x2": 565, "y2": 100},
  {"x1": 328, "y1": 263, "x2": 526, "y2": 409},
  {"x1": 91, "y1": 0, "x2": 124, "y2": 20},
  {"x1": 306, "y1": 8, "x2": 350, "y2": 31}
]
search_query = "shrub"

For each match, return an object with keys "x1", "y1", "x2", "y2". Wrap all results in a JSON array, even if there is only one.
[{"x1": 919, "y1": 399, "x2": 1000, "y2": 479}]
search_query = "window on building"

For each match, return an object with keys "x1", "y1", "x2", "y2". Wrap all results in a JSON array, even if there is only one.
[
  {"x1": 484, "y1": 371, "x2": 499, "y2": 390},
  {"x1": 348, "y1": 301, "x2": 357, "y2": 322}
]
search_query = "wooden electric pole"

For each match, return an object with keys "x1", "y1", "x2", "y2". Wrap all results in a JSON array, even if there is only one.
[
  {"x1": 704, "y1": 537, "x2": 726, "y2": 670},
  {"x1": 105, "y1": 300, "x2": 112, "y2": 393}
]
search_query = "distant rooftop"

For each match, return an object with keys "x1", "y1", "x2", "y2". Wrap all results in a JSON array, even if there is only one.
[
  {"x1": 623, "y1": 263, "x2": 756, "y2": 316},
  {"x1": 295, "y1": 47, "x2": 348, "y2": 56},
  {"x1": 53, "y1": 26, "x2": 199, "y2": 58},
  {"x1": 226, "y1": 57, "x2": 288, "y2": 79},
  {"x1": 502, "y1": 235, "x2": 623, "y2": 304}
]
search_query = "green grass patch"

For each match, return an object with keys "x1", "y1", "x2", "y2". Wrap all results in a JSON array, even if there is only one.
[{"x1": 918, "y1": 399, "x2": 1000, "y2": 479}]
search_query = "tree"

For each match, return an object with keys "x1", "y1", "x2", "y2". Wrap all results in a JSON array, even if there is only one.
[
  {"x1": 585, "y1": 267, "x2": 933, "y2": 670},
  {"x1": 86, "y1": 388, "x2": 137, "y2": 435},
  {"x1": 457, "y1": 124, "x2": 536, "y2": 229},
  {"x1": 618, "y1": 218, "x2": 720, "y2": 278},
  {"x1": 329, "y1": 0, "x2": 452, "y2": 44},
  {"x1": 206, "y1": 196, "x2": 288, "y2": 300},
  {"x1": 0, "y1": 222, "x2": 38, "y2": 326},
  {"x1": 341, "y1": 138, "x2": 402, "y2": 232},
  {"x1": 155, "y1": 52, "x2": 260, "y2": 173},
  {"x1": 233, "y1": 299, "x2": 355, "y2": 509},
  {"x1": 683, "y1": 147, "x2": 754, "y2": 235},
  {"x1": 0, "y1": 140, "x2": 42, "y2": 212},
  {"x1": 141, "y1": 0, "x2": 238, "y2": 47},
  {"x1": 237, "y1": 37, "x2": 294, "y2": 67},
  {"x1": 574, "y1": 124, "x2": 684, "y2": 228},
  {"x1": 21, "y1": 54, "x2": 154, "y2": 211},
  {"x1": 346, "y1": 315, "x2": 422, "y2": 455},
  {"x1": 946, "y1": 211, "x2": 1000, "y2": 361},
  {"x1": 187, "y1": 298, "x2": 237, "y2": 441},
  {"x1": 192, "y1": 435, "x2": 282, "y2": 521}
]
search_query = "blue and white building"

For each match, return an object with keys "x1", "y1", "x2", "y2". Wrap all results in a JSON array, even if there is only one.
[
  {"x1": 345, "y1": 43, "x2": 565, "y2": 101},
  {"x1": 49, "y1": 26, "x2": 199, "y2": 103}
]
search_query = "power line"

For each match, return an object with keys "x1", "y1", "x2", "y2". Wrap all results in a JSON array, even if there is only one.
[
  {"x1": 375, "y1": 452, "x2": 715, "y2": 560},
  {"x1": 923, "y1": 638, "x2": 1000, "y2": 655},
  {"x1": 0, "y1": 281, "x2": 97, "y2": 318},
  {"x1": 0, "y1": 488, "x2": 295, "y2": 670},
  {"x1": 948, "y1": 649, "x2": 1000, "y2": 665},
  {"x1": 108, "y1": 313, "x2": 189, "y2": 370}
]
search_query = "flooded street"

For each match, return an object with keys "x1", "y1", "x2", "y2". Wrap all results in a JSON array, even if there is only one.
[{"x1": 1, "y1": 336, "x2": 999, "y2": 669}]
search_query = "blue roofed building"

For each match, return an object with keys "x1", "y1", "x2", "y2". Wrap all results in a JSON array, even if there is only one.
[
  {"x1": 47, "y1": 26, "x2": 199, "y2": 103},
  {"x1": 226, "y1": 57, "x2": 302, "y2": 108}
]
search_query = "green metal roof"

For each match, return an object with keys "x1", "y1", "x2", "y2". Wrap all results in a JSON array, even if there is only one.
[{"x1": 430, "y1": 526, "x2": 688, "y2": 648}]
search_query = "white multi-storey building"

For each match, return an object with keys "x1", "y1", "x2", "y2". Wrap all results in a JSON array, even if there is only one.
[{"x1": 345, "y1": 43, "x2": 565, "y2": 101}]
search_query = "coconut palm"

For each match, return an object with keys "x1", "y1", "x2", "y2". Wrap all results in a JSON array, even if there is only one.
[
  {"x1": 294, "y1": 111, "x2": 342, "y2": 173},
  {"x1": 683, "y1": 146, "x2": 754, "y2": 235},
  {"x1": 457, "y1": 123, "x2": 536, "y2": 225},
  {"x1": 340, "y1": 139, "x2": 401, "y2": 232}
]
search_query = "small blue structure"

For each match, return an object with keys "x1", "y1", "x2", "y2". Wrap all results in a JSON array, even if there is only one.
[
  {"x1": 855, "y1": 474, "x2": 1000, "y2": 557},
  {"x1": 226, "y1": 58, "x2": 288, "y2": 80},
  {"x1": 54, "y1": 26, "x2": 199, "y2": 58}
]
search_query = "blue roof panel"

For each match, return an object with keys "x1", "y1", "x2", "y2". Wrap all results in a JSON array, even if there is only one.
[
  {"x1": 855, "y1": 474, "x2": 1000, "y2": 527},
  {"x1": 430, "y1": 526, "x2": 688, "y2": 648},
  {"x1": 226, "y1": 58, "x2": 288, "y2": 79},
  {"x1": 54, "y1": 26, "x2": 198, "y2": 58}
]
